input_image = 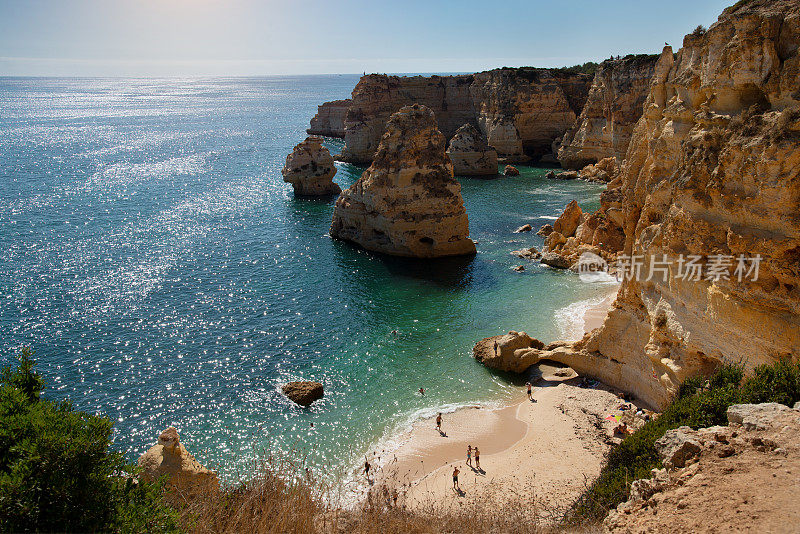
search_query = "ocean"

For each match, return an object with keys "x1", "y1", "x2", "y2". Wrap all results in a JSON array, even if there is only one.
[{"x1": 0, "y1": 75, "x2": 614, "y2": 487}]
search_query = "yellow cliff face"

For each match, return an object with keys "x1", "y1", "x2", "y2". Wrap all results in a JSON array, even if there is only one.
[
  {"x1": 557, "y1": 55, "x2": 660, "y2": 170},
  {"x1": 586, "y1": 0, "x2": 800, "y2": 408},
  {"x1": 490, "y1": 0, "x2": 800, "y2": 409}
]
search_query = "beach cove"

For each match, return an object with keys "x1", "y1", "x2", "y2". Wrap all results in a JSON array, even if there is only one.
[{"x1": 0, "y1": 76, "x2": 616, "y2": 487}]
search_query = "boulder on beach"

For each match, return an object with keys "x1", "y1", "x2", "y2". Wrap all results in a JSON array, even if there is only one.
[
  {"x1": 472, "y1": 331, "x2": 545, "y2": 373},
  {"x1": 282, "y1": 381, "x2": 324, "y2": 406}
]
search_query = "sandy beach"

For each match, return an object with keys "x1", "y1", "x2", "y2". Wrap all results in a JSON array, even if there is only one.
[{"x1": 360, "y1": 289, "x2": 635, "y2": 520}]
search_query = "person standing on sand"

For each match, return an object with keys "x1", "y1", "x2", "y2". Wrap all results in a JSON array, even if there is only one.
[
  {"x1": 452, "y1": 466, "x2": 460, "y2": 490},
  {"x1": 466, "y1": 445, "x2": 472, "y2": 467},
  {"x1": 436, "y1": 412, "x2": 442, "y2": 432},
  {"x1": 493, "y1": 340, "x2": 498, "y2": 356},
  {"x1": 363, "y1": 458, "x2": 371, "y2": 479},
  {"x1": 474, "y1": 446, "x2": 480, "y2": 469},
  {"x1": 526, "y1": 382, "x2": 533, "y2": 400}
]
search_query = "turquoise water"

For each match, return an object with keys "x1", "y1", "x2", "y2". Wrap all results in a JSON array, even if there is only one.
[{"x1": 0, "y1": 76, "x2": 610, "y2": 484}]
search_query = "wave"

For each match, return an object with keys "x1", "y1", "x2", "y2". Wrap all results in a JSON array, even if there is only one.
[{"x1": 554, "y1": 283, "x2": 618, "y2": 341}]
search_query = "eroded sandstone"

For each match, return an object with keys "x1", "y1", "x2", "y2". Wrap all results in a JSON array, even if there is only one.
[{"x1": 330, "y1": 104, "x2": 476, "y2": 258}]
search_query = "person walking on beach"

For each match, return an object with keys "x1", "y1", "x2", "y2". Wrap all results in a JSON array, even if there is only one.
[
  {"x1": 466, "y1": 445, "x2": 473, "y2": 467},
  {"x1": 363, "y1": 458, "x2": 371, "y2": 479},
  {"x1": 474, "y1": 446, "x2": 481, "y2": 469},
  {"x1": 436, "y1": 412, "x2": 442, "y2": 433},
  {"x1": 526, "y1": 382, "x2": 533, "y2": 401},
  {"x1": 452, "y1": 466, "x2": 460, "y2": 490}
]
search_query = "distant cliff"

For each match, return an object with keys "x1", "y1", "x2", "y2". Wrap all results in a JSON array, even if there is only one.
[
  {"x1": 557, "y1": 54, "x2": 659, "y2": 169},
  {"x1": 339, "y1": 74, "x2": 478, "y2": 164},
  {"x1": 311, "y1": 68, "x2": 594, "y2": 165}
]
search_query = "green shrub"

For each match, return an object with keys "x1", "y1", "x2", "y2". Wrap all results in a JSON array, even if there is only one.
[
  {"x1": 0, "y1": 349, "x2": 180, "y2": 533},
  {"x1": 567, "y1": 360, "x2": 800, "y2": 523}
]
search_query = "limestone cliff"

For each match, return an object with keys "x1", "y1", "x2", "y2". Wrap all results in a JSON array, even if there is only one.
[
  {"x1": 330, "y1": 104, "x2": 476, "y2": 257},
  {"x1": 446, "y1": 123, "x2": 499, "y2": 176},
  {"x1": 307, "y1": 99, "x2": 351, "y2": 138},
  {"x1": 334, "y1": 69, "x2": 592, "y2": 164},
  {"x1": 557, "y1": 54, "x2": 659, "y2": 170},
  {"x1": 338, "y1": 75, "x2": 477, "y2": 164},
  {"x1": 282, "y1": 137, "x2": 341, "y2": 196},
  {"x1": 470, "y1": 68, "x2": 592, "y2": 162},
  {"x1": 486, "y1": 0, "x2": 800, "y2": 409}
]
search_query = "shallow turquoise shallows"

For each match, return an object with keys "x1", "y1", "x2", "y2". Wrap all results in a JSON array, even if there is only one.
[{"x1": 0, "y1": 76, "x2": 612, "y2": 483}]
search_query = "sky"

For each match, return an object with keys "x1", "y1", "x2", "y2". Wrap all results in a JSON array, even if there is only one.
[{"x1": 0, "y1": 0, "x2": 733, "y2": 76}]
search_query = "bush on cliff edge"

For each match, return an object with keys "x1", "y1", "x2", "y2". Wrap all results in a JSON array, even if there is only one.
[
  {"x1": 567, "y1": 359, "x2": 800, "y2": 523},
  {"x1": 0, "y1": 349, "x2": 180, "y2": 533}
]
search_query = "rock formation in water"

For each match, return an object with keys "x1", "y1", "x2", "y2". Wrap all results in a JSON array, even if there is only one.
[
  {"x1": 557, "y1": 54, "x2": 660, "y2": 169},
  {"x1": 540, "y1": 166, "x2": 626, "y2": 268},
  {"x1": 282, "y1": 137, "x2": 341, "y2": 196},
  {"x1": 282, "y1": 381, "x2": 324, "y2": 406},
  {"x1": 446, "y1": 123, "x2": 499, "y2": 176},
  {"x1": 480, "y1": 0, "x2": 800, "y2": 410},
  {"x1": 138, "y1": 427, "x2": 219, "y2": 501},
  {"x1": 330, "y1": 104, "x2": 476, "y2": 258},
  {"x1": 332, "y1": 69, "x2": 592, "y2": 164},
  {"x1": 307, "y1": 99, "x2": 351, "y2": 137}
]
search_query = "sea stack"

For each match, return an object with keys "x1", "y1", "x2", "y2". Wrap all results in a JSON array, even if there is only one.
[
  {"x1": 330, "y1": 104, "x2": 476, "y2": 258},
  {"x1": 446, "y1": 123, "x2": 499, "y2": 176},
  {"x1": 282, "y1": 137, "x2": 341, "y2": 196}
]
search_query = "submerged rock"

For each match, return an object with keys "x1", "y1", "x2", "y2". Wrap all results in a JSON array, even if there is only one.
[
  {"x1": 511, "y1": 247, "x2": 540, "y2": 259},
  {"x1": 138, "y1": 427, "x2": 219, "y2": 500},
  {"x1": 503, "y1": 165, "x2": 520, "y2": 176},
  {"x1": 514, "y1": 224, "x2": 532, "y2": 233},
  {"x1": 446, "y1": 123, "x2": 499, "y2": 176},
  {"x1": 282, "y1": 381, "x2": 324, "y2": 406},
  {"x1": 282, "y1": 137, "x2": 341, "y2": 196},
  {"x1": 330, "y1": 104, "x2": 476, "y2": 258}
]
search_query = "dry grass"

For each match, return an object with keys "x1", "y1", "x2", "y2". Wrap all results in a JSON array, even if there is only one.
[{"x1": 174, "y1": 455, "x2": 601, "y2": 534}]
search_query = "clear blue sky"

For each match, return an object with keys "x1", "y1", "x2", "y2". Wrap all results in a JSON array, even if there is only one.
[{"x1": 0, "y1": 0, "x2": 733, "y2": 76}]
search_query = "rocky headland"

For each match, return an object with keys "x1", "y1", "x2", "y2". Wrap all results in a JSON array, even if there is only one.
[
  {"x1": 282, "y1": 137, "x2": 341, "y2": 196},
  {"x1": 330, "y1": 104, "x2": 476, "y2": 257},
  {"x1": 445, "y1": 123, "x2": 499, "y2": 176},
  {"x1": 476, "y1": 0, "x2": 800, "y2": 410}
]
